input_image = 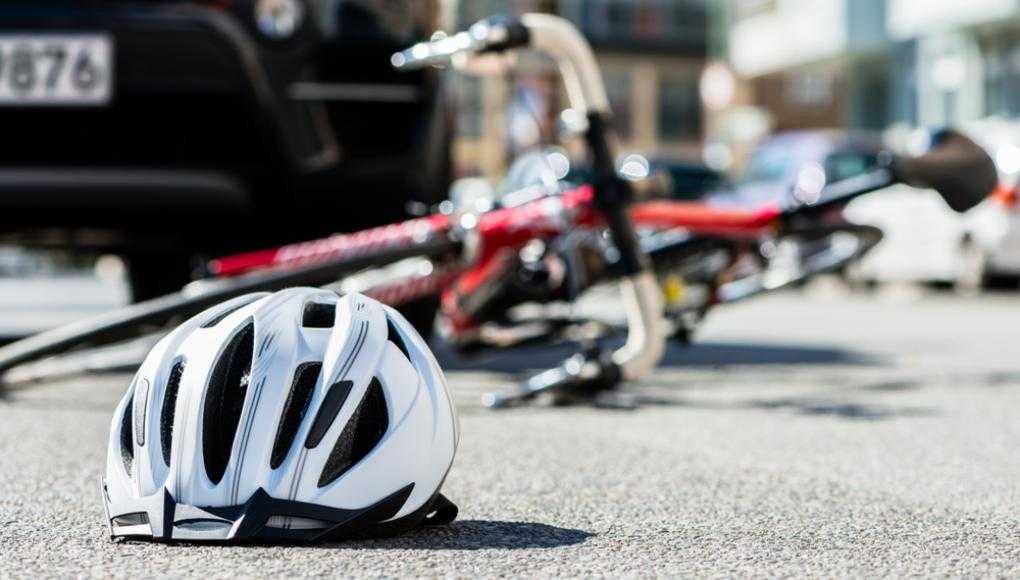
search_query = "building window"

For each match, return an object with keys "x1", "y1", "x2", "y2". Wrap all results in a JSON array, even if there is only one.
[
  {"x1": 784, "y1": 70, "x2": 835, "y2": 106},
  {"x1": 455, "y1": 0, "x2": 515, "y2": 28},
  {"x1": 560, "y1": 0, "x2": 706, "y2": 48},
  {"x1": 657, "y1": 76, "x2": 701, "y2": 140},
  {"x1": 732, "y1": 0, "x2": 778, "y2": 21},
  {"x1": 981, "y1": 30, "x2": 1020, "y2": 118},
  {"x1": 453, "y1": 76, "x2": 482, "y2": 138},
  {"x1": 604, "y1": 69, "x2": 633, "y2": 139}
]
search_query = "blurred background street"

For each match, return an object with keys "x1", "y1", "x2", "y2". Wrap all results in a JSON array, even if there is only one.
[
  {"x1": 4, "y1": 0, "x2": 1019, "y2": 299},
  {"x1": 451, "y1": 0, "x2": 1020, "y2": 291}
]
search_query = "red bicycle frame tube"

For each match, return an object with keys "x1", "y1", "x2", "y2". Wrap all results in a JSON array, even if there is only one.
[
  {"x1": 631, "y1": 201, "x2": 781, "y2": 236},
  {"x1": 209, "y1": 186, "x2": 779, "y2": 279},
  {"x1": 210, "y1": 214, "x2": 453, "y2": 277}
]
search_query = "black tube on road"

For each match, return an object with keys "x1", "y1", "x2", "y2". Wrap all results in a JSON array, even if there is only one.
[{"x1": 585, "y1": 112, "x2": 647, "y2": 276}]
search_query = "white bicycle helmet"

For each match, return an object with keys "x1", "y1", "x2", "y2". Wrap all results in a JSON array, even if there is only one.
[{"x1": 102, "y1": 288, "x2": 459, "y2": 543}]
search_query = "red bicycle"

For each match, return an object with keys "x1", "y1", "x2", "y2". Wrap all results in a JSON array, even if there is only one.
[{"x1": 0, "y1": 15, "x2": 997, "y2": 407}]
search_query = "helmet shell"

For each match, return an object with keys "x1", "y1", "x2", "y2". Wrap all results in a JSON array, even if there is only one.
[{"x1": 102, "y1": 288, "x2": 458, "y2": 542}]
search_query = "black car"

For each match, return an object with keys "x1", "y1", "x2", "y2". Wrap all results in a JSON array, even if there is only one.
[
  {"x1": 650, "y1": 158, "x2": 726, "y2": 201},
  {"x1": 565, "y1": 156, "x2": 724, "y2": 201},
  {"x1": 0, "y1": 0, "x2": 452, "y2": 301}
]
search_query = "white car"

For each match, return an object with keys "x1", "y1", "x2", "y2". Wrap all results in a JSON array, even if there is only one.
[
  {"x1": 844, "y1": 184, "x2": 969, "y2": 284},
  {"x1": 845, "y1": 121, "x2": 1020, "y2": 289}
]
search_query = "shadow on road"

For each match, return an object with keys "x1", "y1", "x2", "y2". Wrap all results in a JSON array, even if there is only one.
[
  {"x1": 436, "y1": 338, "x2": 876, "y2": 374},
  {"x1": 335, "y1": 520, "x2": 593, "y2": 551},
  {"x1": 581, "y1": 386, "x2": 937, "y2": 420},
  {"x1": 659, "y1": 341, "x2": 877, "y2": 367}
]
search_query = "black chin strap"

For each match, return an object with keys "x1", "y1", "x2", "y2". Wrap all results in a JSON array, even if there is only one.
[{"x1": 421, "y1": 494, "x2": 458, "y2": 526}]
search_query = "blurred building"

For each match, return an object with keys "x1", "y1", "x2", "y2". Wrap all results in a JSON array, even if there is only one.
[
  {"x1": 442, "y1": 0, "x2": 709, "y2": 177},
  {"x1": 724, "y1": 0, "x2": 1020, "y2": 132}
]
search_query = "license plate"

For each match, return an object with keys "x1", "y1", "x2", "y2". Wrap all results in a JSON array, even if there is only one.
[{"x1": 0, "y1": 34, "x2": 113, "y2": 106}]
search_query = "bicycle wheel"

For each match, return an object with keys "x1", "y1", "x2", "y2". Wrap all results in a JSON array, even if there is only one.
[
  {"x1": 716, "y1": 222, "x2": 882, "y2": 303},
  {"x1": 640, "y1": 229, "x2": 740, "y2": 341},
  {"x1": 0, "y1": 236, "x2": 459, "y2": 383}
]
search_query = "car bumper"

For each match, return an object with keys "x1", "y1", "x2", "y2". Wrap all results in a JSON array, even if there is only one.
[{"x1": 985, "y1": 213, "x2": 1020, "y2": 274}]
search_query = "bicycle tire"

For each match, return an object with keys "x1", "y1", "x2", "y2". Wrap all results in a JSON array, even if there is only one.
[
  {"x1": 0, "y1": 236, "x2": 459, "y2": 382},
  {"x1": 716, "y1": 222, "x2": 882, "y2": 303}
]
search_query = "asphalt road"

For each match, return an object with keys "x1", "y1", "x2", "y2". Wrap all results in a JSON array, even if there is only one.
[{"x1": 1, "y1": 285, "x2": 1019, "y2": 577}]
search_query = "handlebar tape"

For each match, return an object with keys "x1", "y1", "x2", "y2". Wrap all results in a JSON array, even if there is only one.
[{"x1": 893, "y1": 130, "x2": 998, "y2": 213}]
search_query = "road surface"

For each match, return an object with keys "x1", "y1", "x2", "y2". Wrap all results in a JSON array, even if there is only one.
[{"x1": 1, "y1": 286, "x2": 1018, "y2": 577}]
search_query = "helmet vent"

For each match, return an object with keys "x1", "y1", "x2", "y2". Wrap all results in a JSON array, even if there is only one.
[
  {"x1": 119, "y1": 393, "x2": 135, "y2": 475},
  {"x1": 160, "y1": 360, "x2": 186, "y2": 466},
  {"x1": 318, "y1": 378, "x2": 389, "y2": 488},
  {"x1": 271, "y1": 362, "x2": 322, "y2": 469},
  {"x1": 111, "y1": 512, "x2": 150, "y2": 527},
  {"x1": 304, "y1": 380, "x2": 354, "y2": 449},
  {"x1": 302, "y1": 302, "x2": 337, "y2": 328},
  {"x1": 133, "y1": 378, "x2": 150, "y2": 447},
  {"x1": 202, "y1": 321, "x2": 255, "y2": 485},
  {"x1": 386, "y1": 317, "x2": 411, "y2": 361},
  {"x1": 265, "y1": 516, "x2": 330, "y2": 530}
]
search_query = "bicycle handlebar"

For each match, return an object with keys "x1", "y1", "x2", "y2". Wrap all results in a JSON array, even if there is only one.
[
  {"x1": 391, "y1": 16, "x2": 530, "y2": 70},
  {"x1": 395, "y1": 14, "x2": 662, "y2": 384},
  {"x1": 789, "y1": 129, "x2": 998, "y2": 217},
  {"x1": 393, "y1": 14, "x2": 610, "y2": 117}
]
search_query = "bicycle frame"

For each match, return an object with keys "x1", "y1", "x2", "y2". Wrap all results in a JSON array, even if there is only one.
[
  {"x1": 203, "y1": 12, "x2": 899, "y2": 385},
  {"x1": 215, "y1": 13, "x2": 787, "y2": 386},
  {"x1": 210, "y1": 184, "x2": 779, "y2": 312},
  {"x1": 210, "y1": 187, "x2": 781, "y2": 278}
]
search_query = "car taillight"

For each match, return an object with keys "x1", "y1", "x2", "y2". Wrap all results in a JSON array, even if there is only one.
[{"x1": 991, "y1": 183, "x2": 1019, "y2": 210}]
